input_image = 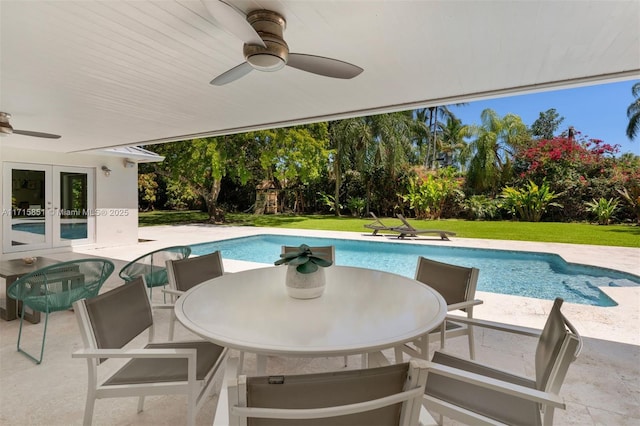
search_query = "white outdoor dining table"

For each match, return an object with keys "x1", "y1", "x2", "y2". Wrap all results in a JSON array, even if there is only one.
[{"x1": 175, "y1": 265, "x2": 447, "y2": 375}]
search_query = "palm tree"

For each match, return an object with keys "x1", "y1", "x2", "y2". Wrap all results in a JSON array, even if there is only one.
[
  {"x1": 330, "y1": 112, "x2": 414, "y2": 215},
  {"x1": 466, "y1": 109, "x2": 530, "y2": 194},
  {"x1": 626, "y1": 82, "x2": 640, "y2": 141},
  {"x1": 414, "y1": 106, "x2": 456, "y2": 168},
  {"x1": 437, "y1": 116, "x2": 472, "y2": 171}
]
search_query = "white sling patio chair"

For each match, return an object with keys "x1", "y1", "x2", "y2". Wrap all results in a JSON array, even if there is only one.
[
  {"x1": 220, "y1": 358, "x2": 435, "y2": 426},
  {"x1": 423, "y1": 297, "x2": 582, "y2": 426},
  {"x1": 165, "y1": 250, "x2": 225, "y2": 340},
  {"x1": 396, "y1": 256, "x2": 482, "y2": 361},
  {"x1": 72, "y1": 276, "x2": 228, "y2": 426}
]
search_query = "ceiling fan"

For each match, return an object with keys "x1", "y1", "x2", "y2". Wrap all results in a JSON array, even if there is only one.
[
  {"x1": 0, "y1": 112, "x2": 61, "y2": 139},
  {"x1": 203, "y1": 1, "x2": 363, "y2": 86}
]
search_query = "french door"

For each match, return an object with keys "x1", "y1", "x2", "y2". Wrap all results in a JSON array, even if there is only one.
[{"x1": 2, "y1": 162, "x2": 95, "y2": 253}]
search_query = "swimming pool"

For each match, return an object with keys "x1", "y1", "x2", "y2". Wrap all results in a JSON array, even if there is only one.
[{"x1": 190, "y1": 234, "x2": 640, "y2": 307}]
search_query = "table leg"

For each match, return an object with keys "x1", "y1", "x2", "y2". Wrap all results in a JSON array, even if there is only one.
[
  {"x1": 366, "y1": 351, "x2": 391, "y2": 368},
  {"x1": 0, "y1": 276, "x2": 18, "y2": 321},
  {"x1": 0, "y1": 275, "x2": 40, "y2": 323},
  {"x1": 256, "y1": 354, "x2": 268, "y2": 375}
]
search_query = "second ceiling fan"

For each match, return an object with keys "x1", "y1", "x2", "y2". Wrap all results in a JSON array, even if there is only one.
[{"x1": 203, "y1": 1, "x2": 364, "y2": 86}]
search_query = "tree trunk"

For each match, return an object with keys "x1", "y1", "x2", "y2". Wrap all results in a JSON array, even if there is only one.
[
  {"x1": 204, "y1": 179, "x2": 224, "y2": 223},
  {"x1": 334, "y1": 154, "x2": 341, "y2": 217}
]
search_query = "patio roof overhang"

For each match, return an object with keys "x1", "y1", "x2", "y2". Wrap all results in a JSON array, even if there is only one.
[{"x1": 1, "y1": 0, "x2": 638, "y2": 154}]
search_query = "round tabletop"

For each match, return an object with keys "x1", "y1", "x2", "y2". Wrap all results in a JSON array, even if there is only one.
[{"x1": 175, "y1": 265, "x2": 447, "y2": 357}]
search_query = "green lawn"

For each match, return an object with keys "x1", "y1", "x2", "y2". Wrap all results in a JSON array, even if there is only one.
[{"x1": 139, "y1": 210, "x2": 640, "y2": 248}]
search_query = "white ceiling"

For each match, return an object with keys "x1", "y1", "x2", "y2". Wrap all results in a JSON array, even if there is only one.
[{"x1": 1, "y1": 0, "x2": 639, "y2": 153}]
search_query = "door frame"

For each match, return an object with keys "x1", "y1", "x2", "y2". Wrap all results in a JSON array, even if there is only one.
[{"x1": 2, "y1": 162, "x2": 95, "y2": 253}]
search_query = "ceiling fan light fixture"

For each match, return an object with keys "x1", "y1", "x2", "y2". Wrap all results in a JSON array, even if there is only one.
[
  {"x1": 243, "y1": 32, "x2": 289, "y2": 72},
  {"x1": 246, "y1": 53, "x2": 285, "y2": 71}
]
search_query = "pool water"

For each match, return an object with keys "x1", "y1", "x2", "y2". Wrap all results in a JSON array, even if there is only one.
[
  {"x1": 190, "y1": 235, "x2": 640, "y2": 307},
  {"x1": 12, "y1": 222, "x2": 87, "y2": 240}
]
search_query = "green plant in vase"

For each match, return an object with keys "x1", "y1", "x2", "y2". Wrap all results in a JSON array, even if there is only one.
[{"x1": 275, "y1": 244, "x2": 333, "y2": 299}]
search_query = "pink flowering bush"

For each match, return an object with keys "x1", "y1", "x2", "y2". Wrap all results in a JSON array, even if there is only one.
[{"x1": 512, "y1": 129, "x2": 636, "y2": 223}]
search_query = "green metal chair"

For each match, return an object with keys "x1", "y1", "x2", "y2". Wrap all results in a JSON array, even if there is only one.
[
  {"x1": 7, "y1": 258, "x2": 115, "y2": 364},
  {"x1": 118, "y1": 245, "x2": 191, "y2": 301}
]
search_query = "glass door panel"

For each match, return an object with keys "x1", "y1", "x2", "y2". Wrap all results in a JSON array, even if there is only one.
[
  {"x1": 53, "y1": 167, "x2": 94, "y2": 245},
  {"x1": 3, "y1": 164, "x2": 52, "y2": 252}
]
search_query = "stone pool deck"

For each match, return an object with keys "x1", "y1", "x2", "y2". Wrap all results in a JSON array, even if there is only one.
[{"x1": 0, "y1": 224, "x2": 638, "y2": 425}]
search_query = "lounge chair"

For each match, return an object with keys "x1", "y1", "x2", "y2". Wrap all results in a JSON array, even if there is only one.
[
  {"x1": 392, "y1": 214, "x2": 456, "y2": 240},
  {"x1": 364, "y1": 212, "x2": 394, "y2": 236}
]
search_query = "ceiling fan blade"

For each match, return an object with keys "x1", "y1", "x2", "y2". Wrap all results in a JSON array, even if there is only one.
[
  {"x1": 13, "y1": 129, "x2": 61, "y2": 139},
  {"x1": 287, "y1": 54, "x2": 363, "y2": 79},
  {"x1": 211, "y1": 61, "x2": 254, "y2": 86},
  {"x1": 202, "y1": 0, "x2": 266, "y2": 48}
]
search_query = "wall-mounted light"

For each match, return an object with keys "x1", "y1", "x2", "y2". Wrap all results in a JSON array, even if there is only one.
[
  {"x1": 101, "y1": 166, "x2": 112, "y2": 177},
  {"x1": 123, "y1": 159, "x2": 136, "y2": 168}
]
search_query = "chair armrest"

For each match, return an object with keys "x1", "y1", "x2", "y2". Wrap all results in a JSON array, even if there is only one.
[
  {"x1": 445, "y1": 314, "x2": 541, "y2": 338},
  {"x1": 72, "y1": 347, "x2": 196, "y2": 359},
  {"x1": 151, "y1": 303, "x2": 176, "y2": 310},
  {"x1": 162, "y1": 288, "x2": 185, "y2": 297},
  {"x1": 425, "y1": 361, "x2": 565, "y2": 408},
  {"x1": 446, "y1": 299, "x2": 483, "y2": 312}
]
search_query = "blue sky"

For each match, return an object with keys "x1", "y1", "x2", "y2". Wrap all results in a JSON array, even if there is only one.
[{"x1": 449, "y1": 79, "x2": 640, "y2": 156}]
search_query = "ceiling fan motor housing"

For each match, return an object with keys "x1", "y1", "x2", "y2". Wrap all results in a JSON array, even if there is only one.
[{"x1": 243, "y1": 10, "x2": 289, "y2": 72}]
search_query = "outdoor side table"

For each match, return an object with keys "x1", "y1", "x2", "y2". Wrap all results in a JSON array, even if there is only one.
[{"x1": 0, "y1": 257, "x2": 60, "y2": 323}]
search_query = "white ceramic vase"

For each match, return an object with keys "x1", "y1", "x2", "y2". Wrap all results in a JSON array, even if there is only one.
[{"x1": 285, "y1": 265, "x2": 326, "y2": 299}]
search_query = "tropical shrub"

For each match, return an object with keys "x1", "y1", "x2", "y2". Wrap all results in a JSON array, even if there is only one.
[
  {"x1": 612, "y1": 154, "x2": 640, "y2": 224},
  {"x1": 317, "y1": 192, "x2": 343, "y2": 213},
  {"x1": 500, "y1": 180, "x2": 562, "y2": 222},
  {"x1": 401, "y1": 168, "x2": 462, "y2": 219},
  {"x1": 463, "y1": 195, "x2": 501, "y2": 220},
  {"x1": 346, "y1": 197, "x2": 366, "y2": 217},
  {"x1": 585, "y1": 198, "x2": 619, "y2": 225}
]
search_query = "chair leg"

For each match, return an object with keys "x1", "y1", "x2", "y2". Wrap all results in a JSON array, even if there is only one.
[
  {"x1": 137, "y1": 396, "x2": 145, "y2": 413},
  {"x1": 168, "y1": 312, "x2": 176, "y2": 341},
  {"x1": 186, "y1": 392, "x2": 196, "y2": 426},
  {"x1": 83, "y1": 392, "x2": 96, "y2": 426},
  {"x1": 343, "y1": 355, "x2": 348, "y2": 367},
  {"x1": 16, "y1": 305, "x2": 48, "y2": 364},
  {"x1": 468, "y1": 325, "x2": 476, "y2": 360}
]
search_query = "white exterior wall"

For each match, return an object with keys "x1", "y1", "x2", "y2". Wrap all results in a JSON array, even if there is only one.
[{"x1": 0, "y1": 146, "x2": 139, "y2": 258}]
